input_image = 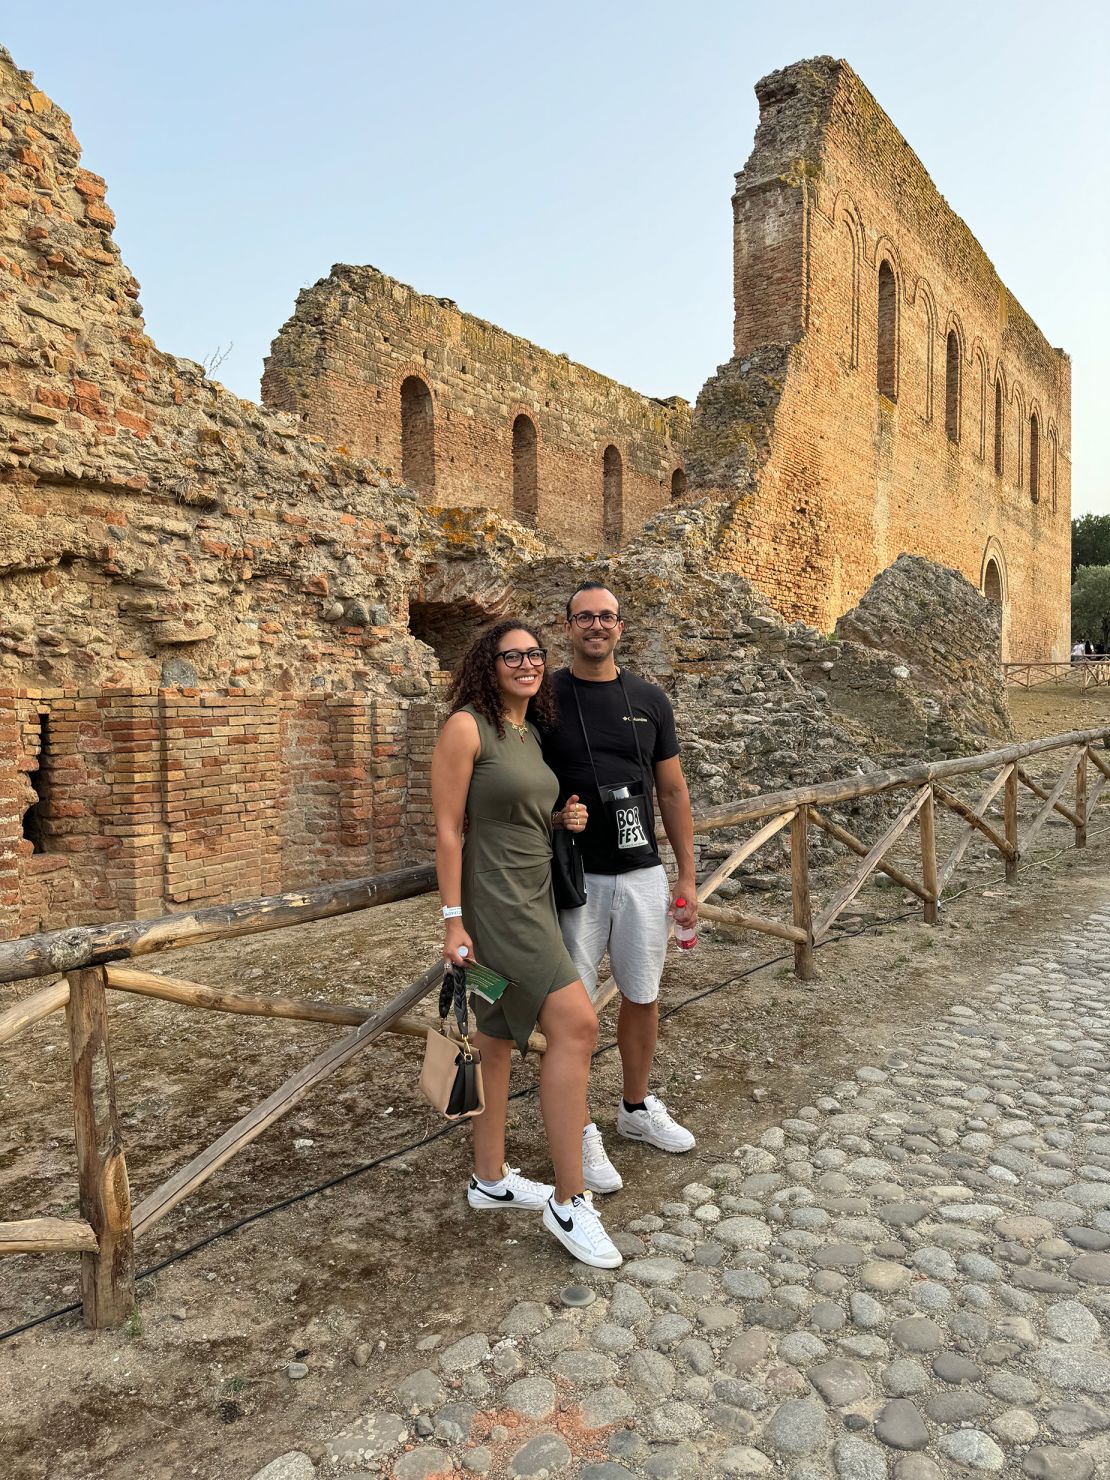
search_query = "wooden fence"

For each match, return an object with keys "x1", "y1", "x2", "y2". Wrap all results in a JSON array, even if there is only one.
[
  {"x1": 1, "y1": 724, "x2": 1108, "y2": 1330},
  {"x1": 1004, "y1": 659, "x2": 1110, "y2": 689}
]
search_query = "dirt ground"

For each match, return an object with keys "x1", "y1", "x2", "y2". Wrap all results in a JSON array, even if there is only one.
[{"x1": 2, "y1": 681, "x2": 1109, "y2": 1480}]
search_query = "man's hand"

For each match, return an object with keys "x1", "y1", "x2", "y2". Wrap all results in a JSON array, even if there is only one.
[{"x1": 672, "y1": 883, "x2": 698, "y2": 927}]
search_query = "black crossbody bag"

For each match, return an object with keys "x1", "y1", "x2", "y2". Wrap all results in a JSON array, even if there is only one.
[
  {"x1": 552, "y1": 826, "x2": 586, "y2": 911},
  {"x1": 571, "y1": 673, "x2": 658, "y2": 866}
]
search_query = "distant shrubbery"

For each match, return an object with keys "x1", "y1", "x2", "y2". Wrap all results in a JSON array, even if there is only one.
[
  {"x1": 1071, "y1": 516, "x2": 1110, "y2": 652},
  {"x1": 1072, "y1": 566, "x2": 1110, "y2": 652},
  {"x1": 1072, "y1": 513, "x2": 1110, "y2": 578}
]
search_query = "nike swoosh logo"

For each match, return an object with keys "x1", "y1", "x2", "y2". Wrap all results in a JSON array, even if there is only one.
[
  {"x1": 472, "y1": 1182, "x2": 515, "y2": 1201},
  {"x1": 549, "y1": 1201, "x2": 574, "y2": 1231}
]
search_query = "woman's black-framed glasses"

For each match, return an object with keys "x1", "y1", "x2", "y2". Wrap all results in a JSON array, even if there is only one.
[
  {"x1": 570, "y1": 610, "x2": 620, "y2": 629},
  {"x1": 497, "y1": 647, "x2": 548, "y2": 668}
]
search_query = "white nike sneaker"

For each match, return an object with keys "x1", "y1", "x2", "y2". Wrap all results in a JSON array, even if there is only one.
[
  {"x1": 616, "y1": 1094, "x2": 696, "y2": 1153},
  {"x1": 582, "y1": 1122, "x2": 624, "y2": 1194},
  {"x1": 467, "y1": 1162, "x2": 553, "y2": 1210},
  {"x1": 543, "y1": 1192, "x2": 623, "y2": 1269}
]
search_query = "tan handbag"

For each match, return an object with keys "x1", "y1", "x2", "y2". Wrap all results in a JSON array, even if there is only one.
[
  {"x1": 419, "y1": 967, "x2": 485, "y2": 1120},
  {"x1": 419, "y1": 1020, "x2": 485, "y2": 1119}
]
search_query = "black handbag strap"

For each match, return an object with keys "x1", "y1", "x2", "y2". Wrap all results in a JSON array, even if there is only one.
[
  {"x1": 570, "y1": 670, "x2": 647, "y2": 793},
  {"x1": 439, "y1": 964, "x2": 472, "y2": 1041}
]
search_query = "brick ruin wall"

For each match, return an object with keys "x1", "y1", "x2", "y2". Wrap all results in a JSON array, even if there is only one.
[
  {"x1": 0, "y1": 47, "x2": 466, "y2": 937},
  {"x1": 686, "y1": 58, "x2": 1072, "y2": 661},
  {"x1": 0, "y1": 46, "x2": 1037, "y2": 940},
  {"x1": 0, "y1": 685, "x2": 443, "y2": 940},
  {"x1": 261, "y1": 266, "x2": 691, "y2": 551}
]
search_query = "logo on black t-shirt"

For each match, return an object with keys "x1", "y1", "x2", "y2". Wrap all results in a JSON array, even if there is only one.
[{"x1": 616, "y1": 804, "x2": 649, "y2": 850}]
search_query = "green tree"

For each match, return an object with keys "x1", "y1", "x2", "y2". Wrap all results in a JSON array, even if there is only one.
[
  {"x1": 1071, "y1": 565, "x2": 1110, "y2": 652},
  {"x1": 1071, "y1": 513, "x2": 1110, "y2": 577}
]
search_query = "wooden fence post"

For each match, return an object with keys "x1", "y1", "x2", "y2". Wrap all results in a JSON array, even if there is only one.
[
  {"x1": 919, "y1": 787, "x2": 938, "y2": 925},
  {"x1": 1076, "y1": 749, "x2": 1088, "y2": 848},
  {"x1": 1004, "y1": 767, "x2": 1019, "y2": 882},
  {"x1": 66, "y1": 966, "x2": 134, "y2": 1328},
  {"x1": 790, "y1": 807, "x2": 815, "y2": 980}
]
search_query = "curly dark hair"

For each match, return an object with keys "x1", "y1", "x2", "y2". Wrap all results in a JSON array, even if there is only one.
[{"x1": 447, "y1": 619, "x2": 558, "y2": 737}]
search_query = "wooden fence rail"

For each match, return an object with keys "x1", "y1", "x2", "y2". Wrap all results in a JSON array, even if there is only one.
[
  {"x1": 1004, "y1": 660, "x2": 1110, "y2": 689},
  {"x1": 2, "y1": 724, "x2": 1109, "y2": 1330}
]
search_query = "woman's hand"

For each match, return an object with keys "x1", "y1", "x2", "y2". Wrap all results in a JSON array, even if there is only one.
[
  {"x1": 554, "y1": 794, "x2": 588, "y2": 833},
  {"x1": 443, "y1": 917, "x2": 475, "y2": 967}
]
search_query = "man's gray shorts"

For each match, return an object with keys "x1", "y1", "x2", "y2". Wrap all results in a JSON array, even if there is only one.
[{"x1": 559, "y1": 864, "x2": 671, "y2": 1005}]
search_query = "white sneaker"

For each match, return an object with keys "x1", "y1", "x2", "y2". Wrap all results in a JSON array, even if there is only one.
[
  {"x1": 582, "y1": 1122, "x2": 624, "y2": 1194},
  {"x1": 616, "y1": 1094, "x2": 696, "y2": 1153},
  {"x1": 467, "y1": 1163, "x2": 553, "y2": 1210},
  {"x1": 543, "y1": 1192, "x2": 623, "y2": 1269}
]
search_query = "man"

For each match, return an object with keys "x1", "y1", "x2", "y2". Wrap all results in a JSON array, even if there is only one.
[{"x1": 542, "y1": 581, "x2": 698, "y2": 1194}]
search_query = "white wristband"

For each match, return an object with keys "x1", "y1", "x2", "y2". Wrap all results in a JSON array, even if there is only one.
[{"x1": 441, "y1": 905, "x2": 463, "y2": 919}]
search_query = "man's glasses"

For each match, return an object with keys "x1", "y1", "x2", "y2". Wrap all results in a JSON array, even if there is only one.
[
  {"x1": 497, "y1": 648, "x2": 547, "y2": 668},
  {"x1": 570, "y1": 611, "x2": 620, "y2": 629}
]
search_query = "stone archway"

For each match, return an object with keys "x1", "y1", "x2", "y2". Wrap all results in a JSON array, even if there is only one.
[
  {"x1": 980, "y1": 542, "x2": 1007, "y2": 661},
  {"x1": 983, "y1": 559, "x2": 1002, "y2": 606},
  {"x1": 408, "y1": 598, "x2": 497, "y2": 674}
]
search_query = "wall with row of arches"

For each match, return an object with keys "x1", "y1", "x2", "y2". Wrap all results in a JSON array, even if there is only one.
[
  {"x1": 263, "y1": 266, "x2": 689, "y2": 551},
  {"x1": 856, "y1": 239, "x2": 1061, "y2": 512},
  {"x1": 700, "y1": 57, "x2": 1072, "y2": 663}
]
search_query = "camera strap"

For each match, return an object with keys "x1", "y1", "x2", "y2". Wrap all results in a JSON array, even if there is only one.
[
  {"x1": 571, "y1": 672, "x2": 655, "y2": 857},
  {"x1": 570, "y1": 670, "x2": 647, "y2": 792}
]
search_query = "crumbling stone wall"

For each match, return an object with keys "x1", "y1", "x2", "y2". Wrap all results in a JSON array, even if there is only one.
[
  {"x1": 262, "y1": 266, "x2": 690, "y2": 550},
  {"x1": 413, "y1": 504, "x2": 1015, "y2": 896},
  {"x1": 0, "y1": 45, "x2": 1017, "y2": 940},
  {"x1": 0, "y1": 45, "x2": 461, "y2": 935},
  {"x1": 0, "y1": 48, "x2": 454, "y2": 698},
  {"x1": 687, "y1": 58, "x2": 1072, "y2": 662},
  {"x1": 830, "y1": 553, "x2": 1012, "y2": 750}
]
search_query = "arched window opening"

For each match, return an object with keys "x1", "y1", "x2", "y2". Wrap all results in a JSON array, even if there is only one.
[
  {"x1": 400, "y1": 376, "x2": 435, "y2": 494},
  {"x1": 994, "y1": 378, "x2": 1004, "y2": 476},
  {"x1": 877, "y1": 260, "x2": 897, "y2": 400},
  {"x1": 670, "y1": 467, "x2": 687, "y2": 502},
  {"x1": 21, "y1": 713, "x2": 49, "y2": 854},
  {"x1": 1029, "y1": 413, "x2": 1040, "y2": 503},
  {"x1": 602, "y1": 445, "x2": 623, "y2": 547},
  {"x1": 983, "y1": 559, "x2": 1003, "y2": 606},
  {"x1": 511, "y1": 414, "x2": 538, "y2": 527},
  {"x1": 945, "y1": 331, "x2": 960, "y2": 443}
]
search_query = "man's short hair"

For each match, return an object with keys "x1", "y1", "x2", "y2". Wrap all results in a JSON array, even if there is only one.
[{"x1": 565, "y1": 581, "x2": 620, "y2": 620}]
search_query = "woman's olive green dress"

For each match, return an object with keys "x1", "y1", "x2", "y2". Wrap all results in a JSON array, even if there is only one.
[{"x1": 460, "y1": 705, "x2": 579, "y2": 1051}]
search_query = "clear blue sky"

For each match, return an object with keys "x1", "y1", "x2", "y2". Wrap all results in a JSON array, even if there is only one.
[{"x1": 7, "y1": 1, "x2": 1108, "y2": 513}]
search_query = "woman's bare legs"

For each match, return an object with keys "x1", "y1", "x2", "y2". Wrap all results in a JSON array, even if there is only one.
[
  {"x1": 470, "y1": 1030, "x2": 513, "y2": 1182},
  {"x1": 537, "y1": 981, "x2": 599, "y2": 1203}
]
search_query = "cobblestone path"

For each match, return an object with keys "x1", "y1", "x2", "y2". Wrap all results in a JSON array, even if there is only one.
[{"x1": 255, "y1": 903, "x2": 1110, "y2": 1480}]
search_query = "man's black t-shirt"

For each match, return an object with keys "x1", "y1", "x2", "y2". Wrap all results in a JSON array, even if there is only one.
[{"x1": 542, "y1": 667, "x2": 680, "y2": 875}]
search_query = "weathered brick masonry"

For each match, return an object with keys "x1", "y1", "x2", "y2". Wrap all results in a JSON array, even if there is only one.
[
  {"x1": 262, "y1": 267, "x2": 691, "y2": 550},
  {"x1": 0, "y1": 684, "x2": 445, "y2": 938},
  {"x1": 0, "y1": 47, "x2": 459, "y2": 935},
  {"x1": 687, "y1": 58, "x2": 1071, "y2": 659},
  {"x1": 0, "y1": 46, "x2": 1061, "y2": 939}
]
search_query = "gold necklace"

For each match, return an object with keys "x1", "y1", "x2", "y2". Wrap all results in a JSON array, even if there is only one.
[{"x1": 506, "y1": 717, "x2": 529, "y2": 743}]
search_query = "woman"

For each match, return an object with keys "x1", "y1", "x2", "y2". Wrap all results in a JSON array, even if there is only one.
[{"x1": 431, "y1": 619, "x2": 621, "y2": 1269}]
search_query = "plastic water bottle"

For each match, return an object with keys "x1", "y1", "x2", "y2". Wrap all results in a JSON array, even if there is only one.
[{"x1": 672, "y1": 897, "x2": 697, "y2": 950}]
